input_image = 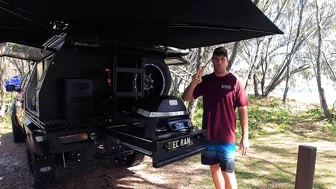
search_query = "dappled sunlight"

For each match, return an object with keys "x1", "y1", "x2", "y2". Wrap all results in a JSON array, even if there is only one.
[
  {"x1": 232, "y1": 131, "x2": 336, "y2": 188},
  {"x1": 125, "y1": 169, "x2": 168, "y2": 185},
  {"x1": 258, "y1": 170, "x2": 272, "y2": 176},
  {"x1": 110, "y1": 155, "x2": 212, "y2": 189},
  {"x1": 305, "y1": 141, "x2": 336, "y2": 151},
  {"x1": 239, "y1": 179, "x2": 265, "y2": 189}
]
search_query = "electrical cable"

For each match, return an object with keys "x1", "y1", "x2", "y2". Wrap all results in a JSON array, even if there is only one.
[
  {"x1": 92, "y1": 140, "x2": 116, "y2": 189},
  {"x1": 96, "y1": 158, "x2": 115, "y2": 189}
]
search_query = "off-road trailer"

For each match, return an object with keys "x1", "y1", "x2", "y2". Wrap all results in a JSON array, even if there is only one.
[
  {"x1": 1, "y1": 0, "x2": 283, "y2": 188},
  {"x1": 5, "y1": 38, "x2": 207, "y2": 188}
]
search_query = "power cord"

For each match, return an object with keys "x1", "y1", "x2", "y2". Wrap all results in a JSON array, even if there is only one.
[
  {"x1": 97, "y1": 160, "x2": 114, "y2": 189},
  {"x1": 93, "y1": 142, "x2": 115, "y2": 189}
]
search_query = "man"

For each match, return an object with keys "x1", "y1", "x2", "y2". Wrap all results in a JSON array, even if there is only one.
[{"x1": 182, "y1": 47, "x2": 249, "y2": 189}]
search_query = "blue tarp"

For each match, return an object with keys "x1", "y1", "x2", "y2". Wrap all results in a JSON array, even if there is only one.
[{"x1": 4, "y1": 75, "x2": 22, "y2": 88}]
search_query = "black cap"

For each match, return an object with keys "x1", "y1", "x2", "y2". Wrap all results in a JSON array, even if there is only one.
[{"x1": 213, "y1": 47, "x2": 228, "y2": 57}]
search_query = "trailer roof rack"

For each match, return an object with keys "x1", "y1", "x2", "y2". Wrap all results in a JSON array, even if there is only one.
[{"x1": 0, "y1": 42, "x2": 53, "y2": 61}]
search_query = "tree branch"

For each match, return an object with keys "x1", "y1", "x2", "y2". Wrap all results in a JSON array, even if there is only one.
[{"x1": 322, "y1": 51, "x2": 336, "y2": 81}]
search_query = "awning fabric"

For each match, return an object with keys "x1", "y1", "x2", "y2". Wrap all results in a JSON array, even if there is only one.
[{"x1": 0, "y1": 0, "x2": 283, "y2": 49}]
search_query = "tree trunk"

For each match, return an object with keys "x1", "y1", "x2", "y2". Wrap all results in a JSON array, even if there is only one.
[
  {"x1": 244, "y1": 69, "x2": 254, "y2": 90},
  {"x1": 187, "y1": 98, "x2": 199, "y2": 120},
  {"x1": 172, "y1": 76, "x2": 180, "y2": 96},
  {"x1": 227, "y1": 42, "x2": 240, "y2": 71},
  {"x1": 322, "y1": 52, "x2": 336, "y2": 81},
  {"x1": 188, "y1": 47, "x2": 203, "y2": 120},
  {"x1": 10, "y1": 58, "x2": 25, "y2": 76},
  {"x1": 260, "y1": 37, "x2": 272, "y2": 95},
  {"x1": 0, "y1": 59, "x2": 7, "y2": 117},
  {"x1": 282, "y1": 68, "x2": 290, "y2": 103},
  {"x1": 315, "y1": 0, "x2": 331, "y2": 118},
  {"x1": 282, "y1": 1, "x2": 306, "y2": 103},
  {"x1": 0, "y1": 83, "x2": 6, "y2": 116},
  {"x1": 263, "y1": 65, "x2": 310, "y2": 97},
  {"x1": 244, "y1": 39, "x2": 262, "y2": 89},
  {"x1": 253, "y1": 74, "x2": 260, "y2": 96},
  {"x1": 261, "y1": 59, "x2": 267, "y2": 95}
]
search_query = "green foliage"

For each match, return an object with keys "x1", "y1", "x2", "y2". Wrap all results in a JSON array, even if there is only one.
[
  {"x1": 0, "y1": 114, "x2": 12, "y2": 135},
  {"x1": 193, "y1": 107, "x2": 203, "y2": 129},
  {"x1": 278, "y1": 123, "x2": 292, "y2": 132},
  {"x1": 193, "y1": 94, "x2": 293, "y2": 139},
  {"x1": 196, "y1": 96, "x2": 203, "y2": 109},
  {"x1": 250, "y1": 106, "x2": 290, "y2": 125},
  {"x1": 1, "y1": 114, "x2": 12, "y2": 128},
  {"x1": 191, "y1": 97, "x2": 204, "y2": 129},
  {"x1": 323, "y1": 122, "x2": 336, "y2": 133},
  {"x1": 176, "y1": 92, "x2": 183, "y2": 99},
  {"x1": 6, "y1": 92, "x2": 16, "y2": 103},
  {"x1": 303, "y1": 108, "x2": 336, "y2": 135},
  {"x1": 305, "y1": 108, "x2": 325, "y2": 120},
  {"x1": 237, "y1": 95, "x2": 292, "y2": 139},
  {"x1": 187, "y1": 93, "x2": 336, "y2": 142}
]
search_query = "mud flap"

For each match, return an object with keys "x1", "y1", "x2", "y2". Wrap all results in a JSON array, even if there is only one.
[{"x1": 25, "y1": 122, "x2": 46, "y2": 156}]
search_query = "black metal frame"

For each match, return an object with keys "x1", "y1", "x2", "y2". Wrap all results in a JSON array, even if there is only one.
[
  {"x1": 104, "y1": 126, "x2": 207, "y2": 168},
  {"x1": 61, "y1": 35, "x2": 168, "y2": 55}
]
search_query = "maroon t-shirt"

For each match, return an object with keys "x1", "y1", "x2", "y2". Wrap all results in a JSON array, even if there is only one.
[{"x1": 193, "y1": 72, "x2": 248, "y2": 143}]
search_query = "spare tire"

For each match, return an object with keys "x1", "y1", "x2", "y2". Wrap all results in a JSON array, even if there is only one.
[{"x1": 141, "y1": 57, "x2": 172, "y2": 97}]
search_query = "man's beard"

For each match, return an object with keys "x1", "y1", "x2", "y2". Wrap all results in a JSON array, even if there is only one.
[{"x1": 214, "y1": 67, "x2": 226, "y2": 74}]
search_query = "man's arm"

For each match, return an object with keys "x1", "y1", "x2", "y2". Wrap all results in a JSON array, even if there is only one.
[
  {"x1": 181, "y1": 66, "x2": 205, "y2": 101},
  {"x1": 238, "y1": 106, "x2": 249, "y2": 156},
  {"x1": 181, "y1": 82, "x2": 197, "y2": 101}
]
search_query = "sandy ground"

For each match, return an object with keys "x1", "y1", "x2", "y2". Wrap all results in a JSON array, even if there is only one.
[
  {"x1": 1, "y1": 130, "x2": 336, "y2": 189},
  {"x1": 0, "y1": 131, "x2": 211, "y2": 189}
]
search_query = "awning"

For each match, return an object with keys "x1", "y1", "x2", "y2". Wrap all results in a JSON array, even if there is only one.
[{"x1": 0, "y1": 0, "x2": 283, "y2": 49}]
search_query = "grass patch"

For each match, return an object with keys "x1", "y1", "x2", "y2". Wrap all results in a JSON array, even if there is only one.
[
  {"x1": 199, "y1": 177, "x2": 215, "y2": 188},
  {"x1": 236, "y1": 95, "x2": 292, "y2": 139},
  {"x1": 0, "y1": 129, "x2": 11, "y2": 135},
  {"x1": 200, "y1": 133, "x2": 336, "y2": 189},
  {"x1": 290, "y1": 107, "x2": 336, "y2": 142},
  {"x1": 194, "y1": 95, "x2": 336, "y2": 189},
  {"x1": 0, "y1": 114, "x2": 12, "y2": 135},
  {"x1": 198, "y1": 132, "x2": 336, "y2": 189},
  {"x1": 0, "y1": 128, "x2": 11, "y2": 135},
  {"x1": 185, "y1": 153, "x2": 201, "y2": 163},
  {"x1": 192, "y1": 94, "x2": 336, "y2": 141}
]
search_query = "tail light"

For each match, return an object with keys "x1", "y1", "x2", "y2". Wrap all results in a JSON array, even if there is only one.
[{"x1": 59, "y1": 133, "x2": 88, "y2": 144}]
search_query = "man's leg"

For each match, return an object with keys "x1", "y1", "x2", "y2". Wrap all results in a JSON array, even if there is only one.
[
  {"x1": 210, "y1": 164, "x2": 225, "y2": 189},
  {"x1": 201, "y1": 142, "x2": 224, "y2": 189},
  {"x1": 222, "y1": 170, "x2": 237, "y2": 189},
  {"x1": 218, "y1": 143, "x2": 237, "y2": 189}
]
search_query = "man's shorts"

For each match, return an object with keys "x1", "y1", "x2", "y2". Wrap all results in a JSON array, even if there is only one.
[{"x1": 201, "y1": 141, "x2": 236, "y2": 173}]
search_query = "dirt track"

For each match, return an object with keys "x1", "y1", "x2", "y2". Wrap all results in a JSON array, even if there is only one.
[{"x1": 0, "y1": 132, "x2": 210, "y2": 189}]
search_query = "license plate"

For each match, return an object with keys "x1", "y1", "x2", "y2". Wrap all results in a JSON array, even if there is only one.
[{"x1": 167, "y1": 137, "x2": 193, "y2": 151}]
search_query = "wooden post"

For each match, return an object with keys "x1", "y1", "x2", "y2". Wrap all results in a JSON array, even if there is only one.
[{"x1": 294, "y1": 145, "x2": 317, "y2": 189}]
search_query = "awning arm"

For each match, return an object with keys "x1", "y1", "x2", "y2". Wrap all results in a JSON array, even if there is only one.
[{"x1": 0, "y1": 1, "x2": 51, "y2": 31}]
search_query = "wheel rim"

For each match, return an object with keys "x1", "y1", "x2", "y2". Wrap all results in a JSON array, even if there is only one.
[{"x1": 142, "y1": 64, "x2": 165, "y2": 96}]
